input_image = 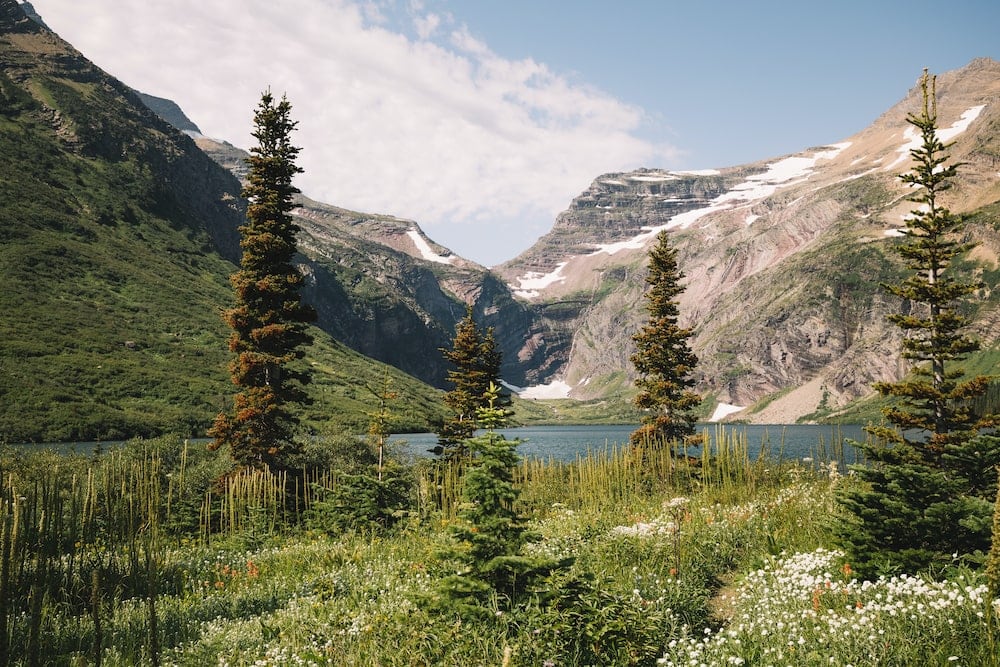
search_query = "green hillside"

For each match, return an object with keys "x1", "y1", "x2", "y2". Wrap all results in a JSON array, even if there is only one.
[{"x1": 0, "y1": 18, "x2": 443, "y2": 442}]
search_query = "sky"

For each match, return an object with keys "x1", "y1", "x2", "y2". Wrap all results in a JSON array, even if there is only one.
[{"x1": 25, "y1": 0, "x2": 1000, "y2": 267}]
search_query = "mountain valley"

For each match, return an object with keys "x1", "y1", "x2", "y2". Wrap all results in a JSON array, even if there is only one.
[{"x1": 3, "y1": 0, "x2": 999, "y2": 440}]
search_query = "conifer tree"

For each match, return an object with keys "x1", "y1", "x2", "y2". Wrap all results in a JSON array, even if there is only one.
[
  {"x1": 867, "y1": 70, "x2": 992, "y2": 457},
  {"x1": 836, "y1": 71, "x2": 999, "y2": 575},
  {"x1": 435, "y1": 306, "x2": 506, "y2": 461},
  {"x1": 630, "y1": 230, "x2": 701, "y2": 448},
  {"x1": 434, "y1": 383, "x2": 563, "y2": 617},
  {"x1": 209, "y1": 91, "x2": 316, "y2": 471}
]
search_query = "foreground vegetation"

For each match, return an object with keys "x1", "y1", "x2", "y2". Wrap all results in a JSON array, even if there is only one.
[{"x1": 2, "y1": 432, "x2": 997, "y2": 666}]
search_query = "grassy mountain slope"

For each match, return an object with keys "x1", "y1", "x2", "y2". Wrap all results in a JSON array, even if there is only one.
[{"x1": 0, "y1": 6, "x2": 443, "y2": 442}]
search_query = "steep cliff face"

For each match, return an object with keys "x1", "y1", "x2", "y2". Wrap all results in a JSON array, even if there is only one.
[
  {"x1": 294, "y1": 202, "x2": 562, "y2": 388},
  {"x1": 497, "y1": 58, "x2": 1000, "y2": 421},
  {"x1": 191, "y1": 134, "x2": 563, "y2": 389}
]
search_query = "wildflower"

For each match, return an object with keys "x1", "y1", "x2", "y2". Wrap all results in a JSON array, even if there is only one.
[{"x1": 666, "y1": 496, "x2": 690, "y2": 510}]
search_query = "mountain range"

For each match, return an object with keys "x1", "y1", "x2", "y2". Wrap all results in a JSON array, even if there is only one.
[
  {"x1": 496, "y1": 58, "x2": 1000, "y2": 422},
  {"x1": 2, "y1": 0, "x2": 998, "y2": 441}
]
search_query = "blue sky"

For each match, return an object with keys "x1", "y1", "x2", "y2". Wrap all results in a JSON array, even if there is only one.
[
  {"x1": 429, "y1": 0, "x2": 999, "y2": 168},
  {"x1": 27, "y1": 0, "x2": 1000, "y2": 266}
]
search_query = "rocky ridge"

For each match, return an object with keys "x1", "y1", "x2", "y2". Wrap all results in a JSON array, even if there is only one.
[
  {"x1": 496, "y1": 58, "x2": 1000, "y2": 421},
  {"x1": 191, "y1": 135, "x2": 563, "y2": 389},
  {"x1": 11, "y1": 0, "x2": 998, "y2": 427}
]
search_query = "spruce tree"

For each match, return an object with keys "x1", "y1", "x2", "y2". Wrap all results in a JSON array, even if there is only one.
[
  {"x1": 630, "y1": 230, "x2": 701, "y2": 448},
  {"x1": 434, "y1": 383, "x2": 563, "y2": 617},
  {"x1": 435, "y1": 306, "x2": 506, "y2": 461},
  {"x1": 209, "y1": 91, "x2": 316, "y2": 472},
  {"x1": 836, "y1": 71, "x2": 999, "y2": 575}
]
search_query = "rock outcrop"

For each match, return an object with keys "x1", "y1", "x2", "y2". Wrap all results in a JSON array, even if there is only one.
[
  {"x1": 497, "y1": 58, "x2": 1000, "y2": 421},
  {"x1": 192, "y1": 136, "x2": 563, "y2": 389}
]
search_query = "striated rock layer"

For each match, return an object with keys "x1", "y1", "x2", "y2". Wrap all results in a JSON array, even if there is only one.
[{"x1": 496, "y1": 58, "x2": 1000, "y2": 422}]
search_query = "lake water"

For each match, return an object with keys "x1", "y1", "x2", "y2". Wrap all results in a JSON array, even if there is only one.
[
  {"x1": 15, "y1": 423, "x2": 869, "y2": 464},
  {"x1": 389, "y1": 423, "x2": 868, "y2": 464}
]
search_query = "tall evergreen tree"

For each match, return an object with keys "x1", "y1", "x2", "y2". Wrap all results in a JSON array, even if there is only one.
[
  {"x1": 434, "y1": 306, "x2": 506, "y2": 461},
  {"x1": 868, "y1": 70, "x2": 992, "y2": 457},
  {"x1": 836, "y1": 71, "x2": 999, "y2": 575},
  {"x1": 433, "y1": 383, "x2": 563, "y2": 617},
  {"x1": 630, "y1": 230, "x2": 701, "y2": 448},
  {"x1": 209, "y1": 91, "x2": 316, "y2": 471}
]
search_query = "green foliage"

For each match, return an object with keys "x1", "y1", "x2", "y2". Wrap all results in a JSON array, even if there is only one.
[
  {"x1": 432, "y1": 384, "x2": 565, "y2": 617},
  {"x1": 305, "y1": 467, "x2": 413, "y2": 534},
  {"x1": 987, "y1": 478, "x2": 1000, "y2": 653},
  {"x1": 868, "y1": 72, "x2": 992, "y2": 454},
  {"x1": 837, "y1": 71, "x2": 998, "y2": 576},
  {"x1": 0, "y1": 44, "x2": 445, "y2": 444},
  {"x1": 836, "y1": 457, "x2": 997, "y2": 575},
  {"x1": 2, "y1": 429, "x2": 998, "y2": 665},
  {"x1": 435, "y1": 306, "x2": 507, "y2": 461},
  {"x1": 209, "y1": 92, "x2": 318, "y2": 472},
  {"x1": 631, "y1": 231, "x2": 701, "y2": 448},
  {"x1": 297, "y1": 430, "x2": 414, "y2": 534},
  {"x1": 513, "y1": 568, "x2": 683, "y2": 666}
]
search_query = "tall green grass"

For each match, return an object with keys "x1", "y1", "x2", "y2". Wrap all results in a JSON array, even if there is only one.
[{"x1": 4, "y1": 426, "x2": 991, "y2": 666}]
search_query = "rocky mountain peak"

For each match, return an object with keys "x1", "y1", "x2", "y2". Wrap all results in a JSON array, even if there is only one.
[
  {"x1": 494, "y1": 59, "x2": 1000, "y2": 421},
  {"x1": 137, "y1": 91, "x2": 203, "y2": 135},
  {"x1": 0, "y1": 0, "x2": 39, "y2": 33}
]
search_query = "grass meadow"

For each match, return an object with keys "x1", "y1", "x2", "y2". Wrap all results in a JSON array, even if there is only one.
[{"x1": 1, "y1": 430, "x2": 998, "y2": 666}]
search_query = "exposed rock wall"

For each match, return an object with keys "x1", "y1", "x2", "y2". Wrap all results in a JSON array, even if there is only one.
[{"x1": 496, "y1": 59, "x2": 1000, "y2": 420}]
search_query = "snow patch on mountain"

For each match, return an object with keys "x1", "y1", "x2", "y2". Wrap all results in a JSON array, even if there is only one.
[
  {"x1": 513, "y1": 261, "x2": 569, "y2": 299},
  {"x1": 588, "y1": 143, "x2": 852, "y2": 257},
  {"x1": 628, "y1": 173, "x2": 679, "y2": 182},
  {"x1": 673, "y1": 169, "x2": 721, "y2": 176},
  {"x1": 589, "y1": 230, "x2": 661, "y2": 256},
  {"x1": 511, "y1": 379, "x2": 573, "y2": 399},
  {"x1": 709, "y1": 402, "x2": 745, "y2": 422},
  {"x1": 886, "y1": 105, "x2": 986, "y2": 169},
  {"x1": 406, "y1": 229, "x2": 454, "y2": 264}
]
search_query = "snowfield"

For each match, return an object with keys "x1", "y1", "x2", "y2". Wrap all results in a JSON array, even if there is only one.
[
  {"x1": 512, "y1": 379, "x2": 573, "y2": 399},
  {"x1": 709, "y1": 402, "x2": 745, "y2": 422},
  {"x1": 886, "y1": 105, "x2": 985, "y2": 169},
  {"x1": 513, "y1": 261, "x2": 569, "y2": 299},
  {"x1": 587, "y1": 143, "x2": 852, "y2": 257},
  {"x1": 406, "y1": 229, "x2": 454, "y2": 265}
]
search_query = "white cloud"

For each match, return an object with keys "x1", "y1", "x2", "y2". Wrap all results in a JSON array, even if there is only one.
[
  {"x1": 413, "y1": 12, "x2": 440, "y2": 40},
  {"x1": 29, "y1": 0, "x2": 675, "y2": 266}
]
